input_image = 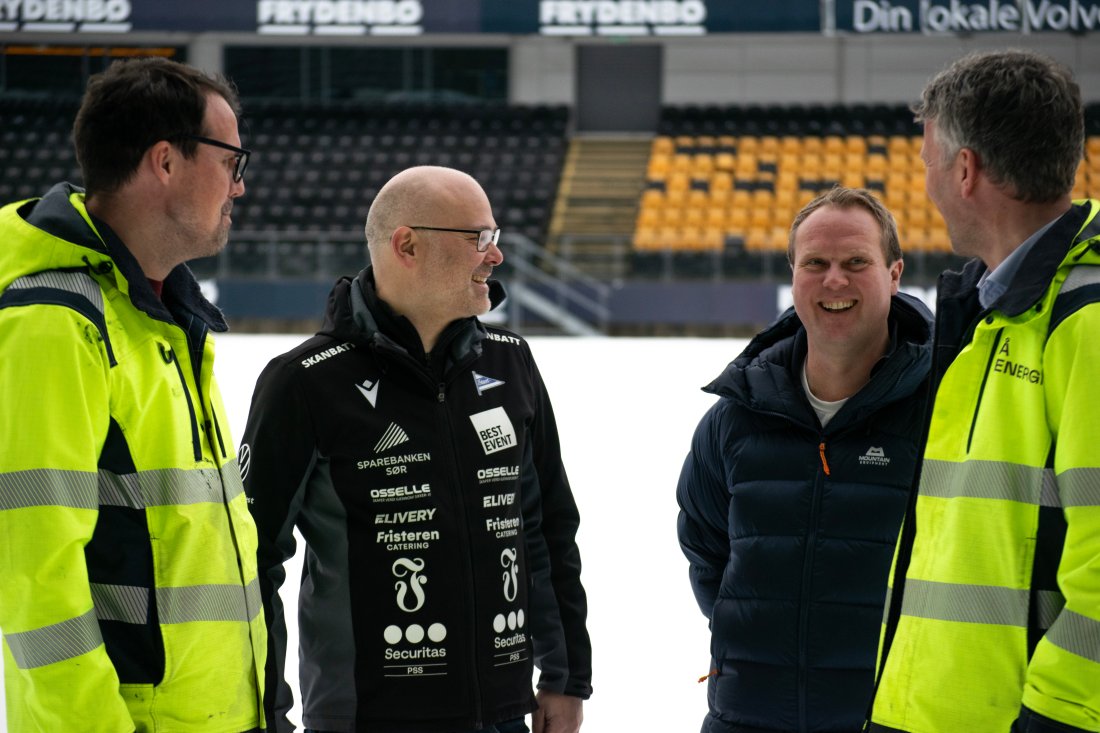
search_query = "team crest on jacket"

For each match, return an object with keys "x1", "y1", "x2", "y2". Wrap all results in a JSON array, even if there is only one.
[
  {"x1": 469, "y1": 407, "x2": 517, "y2": 455},
  {"x1": 472, "y1": 371, "x2": 506, "y2": 396}
]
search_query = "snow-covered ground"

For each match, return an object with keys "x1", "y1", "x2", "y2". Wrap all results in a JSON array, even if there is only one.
[{"x1": 2, "y1": 334, "x2": 752, "y2": 732}]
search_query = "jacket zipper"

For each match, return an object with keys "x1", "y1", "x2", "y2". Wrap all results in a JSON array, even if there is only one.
[
  {"x1": 436, "y1": 375, "x2": 485, "y2": 729},
  {"x1": 966, "y1": 327, "x2": 1004, "y2": 453},
  {"x1": 160, "y1": 343, "x2": 202, "y2": 462},
  {"x1": 394, "y1": 346, "x2": 486, "y2": 728},
  {"x1": 798, "y1": 439, "x2": 828, "y2": 733}
]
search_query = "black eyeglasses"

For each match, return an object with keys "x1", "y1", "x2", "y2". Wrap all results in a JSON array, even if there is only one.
[
  {"x1": 172, "y1": 134, "x2": 250, "y2": 182},
  {"x1": 411, "y1": 226, "x2": 501, "y2": 252}
]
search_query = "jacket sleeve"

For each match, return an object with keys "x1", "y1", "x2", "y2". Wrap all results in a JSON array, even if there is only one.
[
  {"x1": 0, "y1": 305, "x2": 134, "y2": 730},
  {"x1": 240, "y1": 357, "x2": 317, "y2": 733},
  {"x1": 1017, "y1": 294, "x2": 1100, "y2": 729},
  {"x1": 521, "y1": 350, "x2": 592, "y2": 699},
  {"x1": 676, "y1": 400, "x2": 732, "y2": 619}
]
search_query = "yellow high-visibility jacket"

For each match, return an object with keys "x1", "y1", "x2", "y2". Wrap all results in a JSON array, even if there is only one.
[
  {"x1": 871, "y1": 200, "x2": 1100, "y2": 732},
  {"x1": 0, "y1": 183, "x2": 265, "y2": 732}
]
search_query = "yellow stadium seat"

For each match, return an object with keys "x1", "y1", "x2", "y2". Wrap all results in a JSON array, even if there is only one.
[
  {"x1": 632, "y1": 225, "x2": 661, "y2": 250},
  {"x1": 745, "y1": 226, "x2": 770, "y2": 252},
  {"x1": 715, "y1": 152, "x2": 737, "y2": 171},
  {"x1": 824, "y1": 136, "x2": 844, "y2": 155},
  {"x1": 640, "y1": 188, "x2": 665, "y2": 209},
  {"x1": 803, "y1": 136, "x2": 823, "y2": 155},
  {"x1": 759, "y1": 136, "x2": 780, "y2": 155},
  {"x1": 667, "y1": 172, "x2": 690, "y2": 192},
  {"x1": 711, "y1": 171, "x2": 733, "y2": 192},
  {"x1": 672, "y1": 153, "x2": 693, "y2": 173},
  {"x1": 738, "y1": 136, "x2": 759, "y2": 155},
  {"x1": 842, "y1": 172, "x2": 864, "y2": 189},
  {"x1": 692, "y1": 154, "x2": 714, "y2": 176},
  {"x1": 636, "y1": 208, "x2": 661, "y2": 227},
  {"x1": 651, "y1": 136, "x2": 674, "y2": 155}
]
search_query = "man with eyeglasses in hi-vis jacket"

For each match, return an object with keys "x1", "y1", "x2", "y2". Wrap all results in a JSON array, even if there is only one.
[
  {"x1": 241, "y1": 166, "x2": 592, "y2": 733},
  {"x1": 0, "y1": 58, "x2": 265, "y2": 731}
]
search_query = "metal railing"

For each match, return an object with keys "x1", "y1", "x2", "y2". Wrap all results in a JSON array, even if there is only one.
[{"x1": 192, "y1": 229, "x2": 612, "y2": 335}]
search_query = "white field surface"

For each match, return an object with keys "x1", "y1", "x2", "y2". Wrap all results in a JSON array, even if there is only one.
[{"x1": 1, "y1": 335, "x2": 752, "y2": 732}]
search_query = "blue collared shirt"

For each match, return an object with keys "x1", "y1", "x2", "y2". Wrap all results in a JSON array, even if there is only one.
[{"x1": 978, "y1": 218, "x2": 1059, "y2": 309}]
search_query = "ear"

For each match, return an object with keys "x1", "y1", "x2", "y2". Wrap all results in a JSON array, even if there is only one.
[
  {"x1": 957, "y1": 147, "x2": 979, "y2": 199},
  {"x1": 146, "y1": 140, "x2": 174, "y2": 185},
  {"x1": 889, "y1": 257, "x2": 904, "y2": 295},
  {"x1": 390, "y1": 226, "x2": 419, "y2": 269}
]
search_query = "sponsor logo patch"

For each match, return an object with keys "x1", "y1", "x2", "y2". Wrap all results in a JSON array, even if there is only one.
[
  {"x1": 375, "y1": 422, "x2": 410, "y2": 453},
  {"x1": 472, "y1": 371, "x2": 506, "y2": 396},
  {"x1": 469, "y1": 407, "x2": 517, "y2": 455}
]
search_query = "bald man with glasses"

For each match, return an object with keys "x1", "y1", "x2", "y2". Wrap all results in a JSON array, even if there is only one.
[{"x1": 241, "y1": 166, "x2": 592, "y2": 733}]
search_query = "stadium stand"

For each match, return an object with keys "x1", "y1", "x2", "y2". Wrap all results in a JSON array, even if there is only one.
[
  {"x1": 0, "y1": 96, "x2": 569, "y2": 278},
  {"x1": 2, "y1": 95, "x2": 1098, "y2": 288},
  {"x1": 631, "y1": 103, "x2": 1100, "y2": 281}
]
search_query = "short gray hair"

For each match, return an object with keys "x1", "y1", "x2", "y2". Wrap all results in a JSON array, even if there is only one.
[{"x1": 913, "y1": 49, "x2": 1083, "y2": 203}]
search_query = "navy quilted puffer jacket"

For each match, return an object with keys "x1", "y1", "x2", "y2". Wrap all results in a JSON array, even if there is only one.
[{"x1": 676, "y1": 292, "x2": 932, "y2": 733}]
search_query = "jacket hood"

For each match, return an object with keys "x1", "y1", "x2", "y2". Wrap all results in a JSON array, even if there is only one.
[
  {"x1": 0, "y1": 183, "x2": 107, "y2": 285},
  {"x1": 0, "y1": 182, "x2": 227, "y2": 331},
  {"x1": 704, "y1": 291, "x2": 933, "y2": 427}
]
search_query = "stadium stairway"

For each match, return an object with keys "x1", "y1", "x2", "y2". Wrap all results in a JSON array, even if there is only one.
[{"x1": 548, "y1": 136, "x2": 651, "y2": 280}]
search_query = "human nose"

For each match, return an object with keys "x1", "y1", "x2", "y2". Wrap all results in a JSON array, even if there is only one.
[
  {"x1": 230, "y1": 175, "x2": 245, "y2": 199},
  {"x1": 822, "y1": 263, "x2": 848, "y2": 288},
  {"x1": 484, "y1": 240, "x2": 503, "y2": 266}
]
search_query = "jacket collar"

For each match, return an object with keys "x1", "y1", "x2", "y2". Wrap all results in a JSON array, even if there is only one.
[
  {"x1": 321, "y1": 266, "x2": 505, "y2": 372},
  {"x1": 982, "y1": 201, "x2": 1095, "y2": 317},
  {"x1": 23, "y1": 182, "x2": 228, "y2": 332}
]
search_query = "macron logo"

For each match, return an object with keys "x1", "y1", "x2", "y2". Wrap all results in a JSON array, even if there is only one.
[
  {"x1": 357, "y1": 378, "x2": 380, "y2": 407},
  {"x1": 859, "y1": 446, "x2": 891, "y2": 467}
]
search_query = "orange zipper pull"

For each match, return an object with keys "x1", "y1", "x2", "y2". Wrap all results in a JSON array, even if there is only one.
[
  {"x1": 698, "y1": 669, "x2": 718, "y2": 683},
  {"x1": 819, "y1": 441, "x2": 831, "y2": 475}
]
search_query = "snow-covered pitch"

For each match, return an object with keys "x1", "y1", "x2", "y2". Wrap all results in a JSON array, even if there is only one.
[{"x1": 1, "y1": 334, "x2": 752, "y2": 731}]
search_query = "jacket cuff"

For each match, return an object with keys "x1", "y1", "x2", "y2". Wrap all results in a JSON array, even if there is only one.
[{"x1": 1012, "y1": 706, "x2": 1089, "y2": 733}]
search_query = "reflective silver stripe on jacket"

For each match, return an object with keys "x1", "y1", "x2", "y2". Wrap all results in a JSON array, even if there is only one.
[
  {"x1": 157, "y1": 577, "x2": 262, "y2": 624},
  {"x1": 1046, "y1": 609, "x2": 1100, "y2": 664},
  {"x1": 0, "y1": 469, "x2": 97, "y2": 511},
  {"x1": 1058, "y1": 467, "x2": 1100, "y2": 508},
  {"x1": 8, "y1": 270, "x2": 103, "y2": 312},
  {"x1": 921, "y1": 460, "x2": 1058, "y2": 506},
  {"x1": 98, "y1": 462, "x2": 244, "y2": 509},
  {"x1": 1059, "y1": 265, "x2": 1100, "y2": 294},
  {"x1": 91, "y1": 583, "x2": 149, "y2": 625},
  {"x1": 899, "y1": 579, "x2": 1028, "y2": 627},
  {"x1": 4, "y1": 609, "x2": 102, "y2": 669}
]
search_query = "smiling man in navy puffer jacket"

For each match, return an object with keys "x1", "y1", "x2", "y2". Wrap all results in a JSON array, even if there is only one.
[{"x1": 677, "y1": 186, "x2": 932, "y2": 733}]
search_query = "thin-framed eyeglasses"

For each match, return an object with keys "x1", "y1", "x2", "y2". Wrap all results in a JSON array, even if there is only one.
[
  {"x1": 411, "y1": 226, "x2": 501, "y2": 252},
  {"x1": 171, "y1": 134, "x2": 251, "y2": 182}
]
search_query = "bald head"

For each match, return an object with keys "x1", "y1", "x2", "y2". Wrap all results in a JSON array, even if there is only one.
[
  {"x1": 363, "y1": 166, "x2": 502, "y2": 352},
  {"x1": 366, "y1": 166, "x2": 487, "y2": 263}
]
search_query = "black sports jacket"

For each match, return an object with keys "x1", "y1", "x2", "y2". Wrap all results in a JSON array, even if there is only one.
[{"x1": 241, "y1": 269, "x2": 591, "y2": 733}]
